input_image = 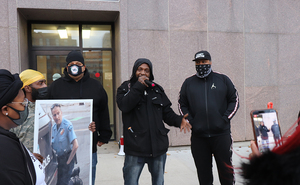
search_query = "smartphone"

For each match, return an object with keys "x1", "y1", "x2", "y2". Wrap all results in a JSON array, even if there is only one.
[{"x1": 250, "y1": 109, "x2": 282, "y2": 152}]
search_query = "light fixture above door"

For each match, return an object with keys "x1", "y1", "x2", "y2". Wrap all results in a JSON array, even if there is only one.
[
  {"x1": 57, "y1": 26, "x2": 68, "y2": 39},
  {"x1": 82, "y1": 27, "x2": 91, "y2": 39}
]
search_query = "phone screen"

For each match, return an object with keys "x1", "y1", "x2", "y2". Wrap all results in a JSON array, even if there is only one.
[{"x1": 250, "y1": 109, "x2": 282, "y2": 152}]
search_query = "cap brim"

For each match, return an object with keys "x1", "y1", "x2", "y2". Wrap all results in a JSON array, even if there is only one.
[{"x1": 193, "y1": 58, "x2": 209, "y2": 61}]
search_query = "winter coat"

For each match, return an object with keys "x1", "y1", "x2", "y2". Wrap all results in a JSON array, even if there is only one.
[
  {"x1": 259, "y1": 125, "x2": 270, "y2": 139},
  {"x1": 48, "y1": 68, "x2": 112, "y2": 153},
  {"x1": 0, "y1": 126, "x2": 36, "y2": 185},
  {"x1": 178, "y1": 71, "x2": 239, "y2": 137},
  {"x1": 271, "y1": 124, "x2": 281, "y2": 138},
  {"x1": 117, "y1": 58, "x2": 183, "y2": 157}
]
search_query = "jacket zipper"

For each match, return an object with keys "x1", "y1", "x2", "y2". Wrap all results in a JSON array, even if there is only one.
[
  {"x1": 205, "y1": 78, "x2": 210, "y2": 137},
  {"x1": 20, "y1": 141, "x2": 34, "y2": 185}
]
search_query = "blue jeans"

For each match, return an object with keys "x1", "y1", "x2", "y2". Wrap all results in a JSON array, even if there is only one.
[
  {"x1": 92, "y1": 152, "x2": 97, "y2": 185},
  {"x1": 123, "y1": 153, "x2": 167, "y2": 185},
  {"x1": 262, "y1": 138, "x2": 269, "y2": 152}
]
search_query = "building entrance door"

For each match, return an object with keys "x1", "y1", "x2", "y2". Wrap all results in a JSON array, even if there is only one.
[
  {"x1": 30, "y1": 23, "x2": 115, "y2": 139},
  {"x1": 33, "y1": 50, "x2": 115, "y2": 139}
]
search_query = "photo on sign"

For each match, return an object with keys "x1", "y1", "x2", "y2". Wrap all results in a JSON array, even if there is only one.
[{"x1": 34, "y1": 99, "x2": 93, "y2": 185}]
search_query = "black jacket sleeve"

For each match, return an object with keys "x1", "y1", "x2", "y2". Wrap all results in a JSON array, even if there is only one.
[
  {"x1": 161, "y1": 91, "x2": 183, "y2": 128},
  {"x1": 178, "y1": 80, "x2": 194, "y2": 122},
  {"x1": 117, "y1": 81, "x2": 146, "y2": 113},
  {"x1": 97, "y1": 88, "x2": 112, "y2": 143},
  {"x1": 0, "y1": 138, "x2": 29, "y2": 185},
  {"x1": 223, "y1": 75, "x2": 239, "y2": 120}
]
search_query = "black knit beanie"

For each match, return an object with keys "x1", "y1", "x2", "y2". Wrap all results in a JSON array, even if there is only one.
[
  {"x1": 0, "y1": 69, "x2": 23, "y2": 108},
  {"x1": 66, "y1": 50, "x2": 85, "y2": 65}
]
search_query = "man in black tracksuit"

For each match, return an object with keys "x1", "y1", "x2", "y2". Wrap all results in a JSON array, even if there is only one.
[
  {"x1": 259, "y1": 121, "x2": 270, "y2": 152},
  {"x1": 178, "y1": 51, "x2": 239, "y2": 185},
  {"x1": 117, "y1": 58, "x2": 191, "y2": 185},
  {"x1": 48, "y1": 50, "x2": 112, "y2": 185}
]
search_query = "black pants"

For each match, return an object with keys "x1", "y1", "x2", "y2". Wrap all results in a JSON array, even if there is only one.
[
  {"x1": 57, "y1": 153, "x2": 75, "y2": 185},
  {"x1": 191, "y1": 134, "x2": 234, "y2": 185}
]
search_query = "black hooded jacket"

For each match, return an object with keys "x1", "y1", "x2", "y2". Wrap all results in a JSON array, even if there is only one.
[
  {"x1": 117, "y1": 58, "x2": 183, "y2": 157},
  {"x1": 0, "y1": 127, "x2": 36, "y2": 185},
  {"x1": 48, "y1": 68, "x2": 112, "y2": 153}
]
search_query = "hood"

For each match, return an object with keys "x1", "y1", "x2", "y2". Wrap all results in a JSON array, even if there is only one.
[
  {"x1": 0, "y1": 126, "x2": 19, "y2": 141},
  {"x1": 130, "y1": 58, "x2": 154, "y2": 83},
  {"x1": 62, "y1": 67, "x2": 90, "y2": 98}
]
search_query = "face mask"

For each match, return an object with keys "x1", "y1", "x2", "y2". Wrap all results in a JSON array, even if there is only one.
[
  {"x1": 7, "y1": 104, "x2": 29, "y2": 126},
  {"x1": 68, "y1": 65, "x2": 83, "y2": 76},
  {"x1": 196, "y1": 64, "x2": 212, "y2": 78},
  {"x1": 31, "y1": 87, "x2": 48, "y2": 101}
]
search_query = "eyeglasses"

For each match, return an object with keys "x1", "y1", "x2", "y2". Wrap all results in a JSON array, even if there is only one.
[{"x1": 10, "y1": 98, "x2": 29, "y2": 106}]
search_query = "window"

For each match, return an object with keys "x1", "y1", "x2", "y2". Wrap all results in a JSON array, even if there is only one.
[{"x1": 31, "y1": 23, "x2": 115, "y2": 140}]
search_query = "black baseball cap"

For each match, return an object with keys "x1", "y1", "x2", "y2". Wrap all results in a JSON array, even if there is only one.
[{"x1": 193, "y1": 51, "x2": 211, "y2": 61}]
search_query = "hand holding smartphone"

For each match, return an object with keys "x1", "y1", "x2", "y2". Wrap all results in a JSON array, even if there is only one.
[{"x1": 250, "y1": 109, "x2": 282, "y2": 153}]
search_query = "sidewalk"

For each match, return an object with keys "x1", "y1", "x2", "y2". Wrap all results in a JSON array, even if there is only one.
[{"x1": 96, "y1": 141, "x2": 251, "y2": 185}]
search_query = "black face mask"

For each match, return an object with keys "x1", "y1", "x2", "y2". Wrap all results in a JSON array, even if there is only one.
[
  {"x1": 196, "y1": 64, "x2": 212, "y2": 78},
  {"x1": 7, "y1": 104, "x2": 29, "y2": 126},
  {"x1": 68, "y1": 65, "x2": 83, "y2": 76},
  {"x1": 31, "y1": 87, "x2": 48, "y2": 101}
]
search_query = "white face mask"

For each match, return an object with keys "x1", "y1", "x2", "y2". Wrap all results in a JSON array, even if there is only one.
[{"x1": 196, "y1": 64, "x2": 211, "y2": 78}]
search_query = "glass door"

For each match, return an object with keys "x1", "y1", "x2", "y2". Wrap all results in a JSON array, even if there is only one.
[
  {"x1": 30, "y1": 23, "x2": 115, "y2": 140},
  {"x1": 35, "y1": 52, "x2": 69, "y2": 85},
  {"x1": 34, "y1": 50, "x2": 115, "y2": 139},
  {"x1": 82, "y1": 50, "x2": 114, "y2": 139}
]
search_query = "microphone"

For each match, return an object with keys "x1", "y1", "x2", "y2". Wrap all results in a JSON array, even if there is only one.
[{"x1": 144, "y1": 80, "x2": 155, "y2": 87}]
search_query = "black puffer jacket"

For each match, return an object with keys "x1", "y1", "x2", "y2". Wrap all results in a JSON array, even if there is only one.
[
  {"x1": 48, "y1": 68, "x2": 112, "y2": 153},
  {"x1": 0, "y1": 126, "x2": 36, "y2": 185},
  {"x1": 117, "y1": 58, "x2": 183, "y2": 157},
  {"x1": 178, "y1": 71, "x2": 239, "y2": 137}
]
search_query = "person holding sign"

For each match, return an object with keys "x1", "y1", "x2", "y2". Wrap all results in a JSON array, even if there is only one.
[{"x1": 48, "y1": 50, "x2": 112, "y2": 185}]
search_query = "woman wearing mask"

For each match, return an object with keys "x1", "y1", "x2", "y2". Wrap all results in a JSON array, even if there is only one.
[{"x1": 0, "y1": 69, "x2": 46, "y2": 185}]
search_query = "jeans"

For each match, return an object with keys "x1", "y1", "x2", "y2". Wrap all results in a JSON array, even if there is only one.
[
  {"x1": 123, "y1": 153, "x2": 167, "y2": 185},
  {"x1": 261, "y1": 138, "x2": 269, "y2": 152},
  {"x1": 92, "y1": 152, "x2": 97, "y2": 185}
]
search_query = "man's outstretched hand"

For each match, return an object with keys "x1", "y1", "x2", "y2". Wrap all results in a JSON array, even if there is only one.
[{"x1": 180, "y1": 114, "x2": 192, "y2": 133}]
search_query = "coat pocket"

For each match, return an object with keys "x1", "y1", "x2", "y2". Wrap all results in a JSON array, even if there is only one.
[
  {"x1": 156, "y1": 128, "x2": 170, "y2": 152},
  {"x1": 158, "y1": 127, "x2": 170, "y2": 135},
  {"x1": 125, "y1": 129, "x2": 149, "y2": 153},
  {"x1": 151, "y1": 96, "x2": 164, "y2": 111}
]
